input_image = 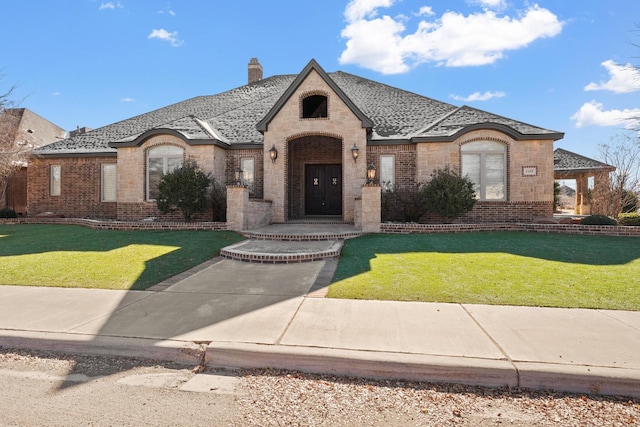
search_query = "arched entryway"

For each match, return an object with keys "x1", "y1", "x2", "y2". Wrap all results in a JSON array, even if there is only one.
[{"x1": 287, "y1": 135, "x2": 343, "y2": 220}]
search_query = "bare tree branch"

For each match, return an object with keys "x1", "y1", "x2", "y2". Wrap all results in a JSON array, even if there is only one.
[{"x1": 592, "y1": 133, "x2": 640, "y2": 216}]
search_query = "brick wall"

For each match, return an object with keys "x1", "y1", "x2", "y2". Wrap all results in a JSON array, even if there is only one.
[
  {"x1": 226, "y1": 148, "x2": 264, "y2": 199},
  {"x1": 27, "y1": 156, "x2": 117, "y2": 219},
  {"x1": 366, "y1": 144, "x2": 416, "y2": 190}
]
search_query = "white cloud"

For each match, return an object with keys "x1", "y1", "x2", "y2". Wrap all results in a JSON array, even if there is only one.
[
  {"x1": 468, "y1": 0, "x2": 506, "y2": 10},
  {"x1": 571, "y1": 100, "x2": 640, "y2": 129},
  {"x1": 584, "y1": 60, "x2": 640, "y2": 94},
  {"x1": 417, "y1": 6, "x2": 435, "y2": 17},
  {"x1": 148, "y1": 29, "x2": 183, "y2": 47},
  {"x1": 451, "y1": 90, "x2": 506, "y2": 102},
  {"x1": 339, "y1": 2, "x2": 563, "y2": 74},
  {"x1": 51, "y1": 91, "x2": 61, "y2": 97},
  {"x1": 99, "y1": 2, "x2": 123, "y2": 10},
  {"x1": 121, "y1": 97, "x2": 135, "y2": 103}
]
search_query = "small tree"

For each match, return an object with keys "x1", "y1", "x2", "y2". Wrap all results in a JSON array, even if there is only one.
[
  {"x1": 156, "y1": 160, "x2": 211, "y2": 222},
  {"x1": 592, "y1": 134, "x2": 640, "y2": 217},
  {"x1": 422, "y1": 166, "x2": 477, "y2": 223},
  {"x1": 0, "y1": 76, "x2": 28, "y2": 206}
]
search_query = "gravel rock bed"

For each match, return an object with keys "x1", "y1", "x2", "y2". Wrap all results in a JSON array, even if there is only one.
[
  {"x1": 1, "y1": 349, "x2": 638, "y2": 426},
  {"x1": 235, "y1": 369, "x2": 639, "y2": 426}
]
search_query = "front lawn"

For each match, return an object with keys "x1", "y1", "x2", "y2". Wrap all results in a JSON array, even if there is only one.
[
  {"x1": 0, "y1": 224, "x2": 244, "y2": 290},
  {"x1": 328, "y1": 232, "x2": 640, "y2": 311}
]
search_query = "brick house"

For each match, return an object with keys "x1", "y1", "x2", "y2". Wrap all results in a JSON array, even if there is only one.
[{"x1": 30, "y1": 59, "x2": 563, "y2": 227}]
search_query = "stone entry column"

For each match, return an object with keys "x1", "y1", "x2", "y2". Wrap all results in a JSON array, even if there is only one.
[
  {"x1": 360, "y1": 184, "x2": 381, "y2": 233},
  {"x1": 575, "y1": 176, "x2": 590, "y2": 215},
  {"x1": 226, "y1": 185, "x2": 249, "y2": 232}
]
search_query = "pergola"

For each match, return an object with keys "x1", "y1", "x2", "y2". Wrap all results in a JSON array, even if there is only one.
[{"x1": 554, "y1": 148, "x2": 616, "y2": 215}]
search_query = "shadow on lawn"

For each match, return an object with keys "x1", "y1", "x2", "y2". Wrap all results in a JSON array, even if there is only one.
[
  {"x1": 336, "y1": 231, "x2": 640, "y2": 276},
  {"x1": 0, "y1": 224, "x2": 244, "y2": 290},
  {"x1": 0, "y1": 224, "x2": 325, "y2": 393}
]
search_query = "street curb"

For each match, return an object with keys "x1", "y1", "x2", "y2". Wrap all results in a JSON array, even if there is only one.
[
  {"x1": 206, "y1": 342, "x2": 640, "y2": 398},
  {"x1": 205, "y1": 342, "x2": 518, "y2": 388},
  {"x1": 0, "y1": 331, "x2": 204, "y2": 366},
  {"x1": 516, "y1": 362, "x2": 640, "y2": 398}
]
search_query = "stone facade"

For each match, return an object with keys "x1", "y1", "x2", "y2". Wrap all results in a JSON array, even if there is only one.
[
  {"x1": 26, "y1": 59, "x2": 562, "y2": 227},
  {"x1": 262, "y1": 69, "x2": 369, "y2": 224}
]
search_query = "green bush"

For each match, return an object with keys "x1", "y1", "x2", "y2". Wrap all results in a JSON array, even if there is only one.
[
  {"x1": 618, "y1": 213, "x2": 640, "y2": 226},
  {"x1": 0, "y1": 208, "x2": 18, "y2": 218},
  {"x1": 210, "y1": 178, "x2": 227, "y2": 222},
  {"x1": 422, "y1": 166, "x2": 477, "y2": 223},
  {"x1": 381, "y1": 183, "x2": 427, "y2": 223},
  {"x1": 156, "y1": 159, "x2": 211, "y2": 222},
  {"x1": 580, "y1": 215, "x2": 618, "y2": 226}
]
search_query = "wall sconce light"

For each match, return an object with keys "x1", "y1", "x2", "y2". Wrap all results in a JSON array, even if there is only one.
[
  {"x1": 351, "y1": 143, "x2": 359, "y2": 162},
  {"x1": 269, "y1": 144, "x2": 278, "y2": 163},
  {"x1": 235, "y1": 167, "x2": 244, "y2": 186},
  {"x1": 367, "y1": 164, "x2": 377, "y2": 184}
]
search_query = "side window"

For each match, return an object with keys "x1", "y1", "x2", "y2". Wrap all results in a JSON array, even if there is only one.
[
  {"x1": 302, "y1": 94, "x2": 328, "y2": 118},
  {"x1": 147, "y1": 145, "x2": 184, "y2": 201},
  {"x1": 101, "y1": 164, "x2": 117, "y2": 202},
  {"x1": 379, "y1": 155, "x2": 395, "y2": 191},
  {"x1": 50, "y1": 165, "x2": 61, "y2": 196},
  {"x1": 461, "y1": 141, "x2": 506, "y2": 201},
  {"x1": 241, "y1": 157, "x2": 255, "y2": 196}
]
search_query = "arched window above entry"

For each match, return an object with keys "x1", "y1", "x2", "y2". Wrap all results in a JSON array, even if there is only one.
[
  {"x1": 461, "y1": 141, "x2": 507, "y2": 201},
  {"x1": 302, "y1": 94, "x2": 328, "y2": 118},
  {"x1": 147, "y1": 145, "x2": 184, "y2": 201}
]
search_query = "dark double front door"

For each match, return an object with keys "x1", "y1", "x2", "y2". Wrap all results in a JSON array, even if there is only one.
[{"x1": 305, "y1": 164, "x2": 342, "y2": 216}]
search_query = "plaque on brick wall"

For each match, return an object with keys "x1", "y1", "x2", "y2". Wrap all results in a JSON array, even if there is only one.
[{"x1": 522, "y1": 166, "x2": 537, "y2": 177}]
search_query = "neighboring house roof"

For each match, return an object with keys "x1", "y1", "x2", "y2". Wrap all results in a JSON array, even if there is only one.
[
  {"x1": 2, "y1": 108, "x2": 66, "y2": 149},
  {"x1": 554, "y1": 148, "x2": 616, "y2": 177},
  {"x1": 35, "y1": 59, "x2": 563, "y2": 156}
]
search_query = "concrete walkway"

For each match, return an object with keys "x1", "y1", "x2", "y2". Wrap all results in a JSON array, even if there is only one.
[{"x1": 1, "y1": 257, "x2": 639, "y2": 398}]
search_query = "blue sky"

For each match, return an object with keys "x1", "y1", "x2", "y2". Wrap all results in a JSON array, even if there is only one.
[{"x1": 2, "y1": 0, "x2": 640, "y2": 160}]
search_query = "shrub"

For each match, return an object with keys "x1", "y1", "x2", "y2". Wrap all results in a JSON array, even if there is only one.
[
  {"x1": 156, "y1": 160, "x2": 212, "y2": 222},
  {"x1": 580, "y1": 215, "x2": 618, "y2": 226},
  {"x1": 210, "y1": 178, "x2": 227, "y2": 222},
  {"x1": 618, "y1": 213, "x2": 640, "y2": 226},
  {"x1": 0, "y1": 208, "x2": 17, "y2": 218},
  {"x1": 421, "y1": 166, "x2": 477, "y2": 223},
  {"x1": 381, "y1": 183, "x2": 427, "y2": 223}
]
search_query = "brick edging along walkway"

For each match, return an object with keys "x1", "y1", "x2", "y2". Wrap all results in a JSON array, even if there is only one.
[{"x1": 1, "y1": 217, "x2": 639, "y2": 237}]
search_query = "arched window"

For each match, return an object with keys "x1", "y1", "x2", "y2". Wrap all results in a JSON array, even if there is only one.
[
  {"x1": 461, "y1": 141, "x2": 506, "y2": 201},
  {"x1": 147, "y1": 145, "x2": 183, "y2": 201},
  {"x1": 302, "y1": 94, "x2": 328, "y2": 118}
]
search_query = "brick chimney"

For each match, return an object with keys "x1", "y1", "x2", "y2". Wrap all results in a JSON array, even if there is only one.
[{"x1": 248, "y1": 58, "x2": 263, "y2": 84}]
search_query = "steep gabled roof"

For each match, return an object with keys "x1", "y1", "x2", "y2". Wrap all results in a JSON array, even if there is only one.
[
  {"x1": 257, "y1": 59, "x2": 373, "y2": 132},
  {"x1": 35, "y1": 60, "x2": 563, "y2": 156}
]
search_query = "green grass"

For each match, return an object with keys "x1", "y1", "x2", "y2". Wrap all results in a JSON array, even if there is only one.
[
  {"x1": 328, "y1": 232, "x2": 640, "y2": 310},
  {"x1": 0, "y1": 225, "x2": 244, "y2": 290}
]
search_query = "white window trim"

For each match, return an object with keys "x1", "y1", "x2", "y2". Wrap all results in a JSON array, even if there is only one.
[
  {"x1": 101, "y1": 164, "x2": 117, "y2": 202},
  {"x1": 461, "y1": 141, "x2": 507, "y2": 201},
  {"x1": 146, "y1": 145, "x2": 184, "y2": 201},
  {"x1": 379, "y1": 154, "x2": 395, "y2": 191},
  {"x1": 240, "y1": 157, "x2": 255, "y2": 196},
  {"x1": 50, "y1": 165, "x2": 61, "y2": 196}
]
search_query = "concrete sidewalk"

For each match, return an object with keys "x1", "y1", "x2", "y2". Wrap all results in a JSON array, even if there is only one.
[{"x1": 0, "y1": 258, "x2": 639, "y2": 398}]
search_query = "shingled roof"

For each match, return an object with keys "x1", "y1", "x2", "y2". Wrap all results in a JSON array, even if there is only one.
[
  {"x1": 36, "y1": 60, "x2": 562, "y2": 156},
  {"x1": 554, "y1": 148, "x2": 616, "y2": 177}
]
